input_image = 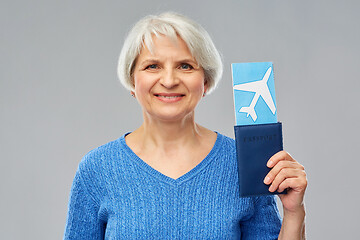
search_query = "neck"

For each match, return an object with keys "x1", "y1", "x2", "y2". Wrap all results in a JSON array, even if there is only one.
[{"x1": 130, "y1": 111, "x2": 208, "y2": 153}]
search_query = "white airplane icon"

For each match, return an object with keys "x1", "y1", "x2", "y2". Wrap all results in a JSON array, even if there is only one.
[{"x1": 233, "y1": 66, "x2": 276, "y2": 121}]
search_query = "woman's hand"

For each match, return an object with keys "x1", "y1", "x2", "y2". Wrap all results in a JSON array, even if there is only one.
[{"x1": 263, "y1": 151, "x2": 307, "y2": 213}]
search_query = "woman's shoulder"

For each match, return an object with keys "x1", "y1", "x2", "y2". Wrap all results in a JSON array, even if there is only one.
[
  {"x1": 84, "y1": 137, "x2": 120, "y2": 158},
  {"x1": 78, "y1": 134, "x2": 127, "y2": 172},
  {"x1": 71, "y1": 136, "x2": 126, "y2": 202},
  {"x1": 216, "y1": 132, "x2": 235, "y2": 149}
]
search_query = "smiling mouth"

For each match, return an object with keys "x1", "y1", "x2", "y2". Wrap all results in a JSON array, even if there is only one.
[
  {"x1": 154, "y1": 93, "x2": 185, "y2": 102},
  {"x1": 154, "y1": 94, "x2": 185, "y2": 98}
]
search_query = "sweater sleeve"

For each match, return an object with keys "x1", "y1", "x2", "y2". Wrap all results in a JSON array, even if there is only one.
[
  {"x1": 240, "y1": 195, "x2": 282, "y2": 240},
  {"x1": 63, "y1": 166, "x2": 105, "y2": 240}
]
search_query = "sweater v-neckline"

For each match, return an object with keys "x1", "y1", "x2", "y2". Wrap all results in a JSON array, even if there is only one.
[{"x1": 118, "y1": 132, "x2": 223, "y2": 186}]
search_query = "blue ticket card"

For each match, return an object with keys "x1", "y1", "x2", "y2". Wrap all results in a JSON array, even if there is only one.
[{"x1": 231, "y1": 62, "x2": 278, "y2": 125}]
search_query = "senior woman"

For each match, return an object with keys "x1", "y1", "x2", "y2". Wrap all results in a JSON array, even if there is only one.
[{"x1": 64, "y1": 12, "x2": 307, "y2": 239}]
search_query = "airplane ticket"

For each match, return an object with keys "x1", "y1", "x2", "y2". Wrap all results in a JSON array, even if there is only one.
[{"x1": 231, "y1": 62, "x2": 278, "y2": 125}]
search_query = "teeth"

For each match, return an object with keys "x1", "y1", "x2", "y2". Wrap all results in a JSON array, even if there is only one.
[{"x1": 158, "y1": 95, "x2": 181, "y2": 98}]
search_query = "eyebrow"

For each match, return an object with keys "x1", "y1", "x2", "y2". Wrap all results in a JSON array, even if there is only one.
[
  {"x1": 142, "y1": 56, "x2": 198, "y2": 62},
  {"x1": 139, "y1": 58, "x2": 199, "y2": 66},
  {"x1": 138, "y1": 59, "x2": 160, "y2": 65},
  {"x1": 179, "y1": 59, "x2": 200, "y2": 68},
  {"x1": 177, "y1": 58, "x2": 198, "y2": 65}
]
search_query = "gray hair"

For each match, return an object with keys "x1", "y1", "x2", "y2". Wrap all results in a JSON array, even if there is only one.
[{"x1": 117, "y1": 12, "x2": 223, "y2": 94}]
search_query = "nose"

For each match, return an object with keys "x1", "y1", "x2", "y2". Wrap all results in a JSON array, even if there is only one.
[{"x1": 159, "y1": 68, "x2": 179, "y2": 89}]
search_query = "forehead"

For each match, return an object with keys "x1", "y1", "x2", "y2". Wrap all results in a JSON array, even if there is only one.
[{"x1": 138, "y1": 34, "x2": 195, "y2": 60}]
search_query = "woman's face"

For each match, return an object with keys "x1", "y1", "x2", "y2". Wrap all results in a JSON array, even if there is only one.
[{"x1": 132, "y1": 35, "x2": 207, "y2": 122}]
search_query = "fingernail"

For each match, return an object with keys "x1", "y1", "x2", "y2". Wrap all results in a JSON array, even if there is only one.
[
  {"x1": 267, "y1": 160, "x2": 273, "y2": 167},
  {"x1": 264, "y1": 176, "x2": 271, "y2": 184}
]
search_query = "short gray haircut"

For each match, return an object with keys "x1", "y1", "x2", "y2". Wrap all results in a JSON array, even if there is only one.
[{"x1": 117, "y1": 12, "x2": 223, "y2": 94}]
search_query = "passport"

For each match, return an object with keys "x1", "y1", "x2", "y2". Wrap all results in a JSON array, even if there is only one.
[
  {"x1": 234, "y1": 123, "x2": 285, "y2": 197},
  {"x1": 232, "y1": 62, "x2": 285, "y2": 197}
]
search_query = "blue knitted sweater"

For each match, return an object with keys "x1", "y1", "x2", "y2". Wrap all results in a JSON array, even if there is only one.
[{"x1": 64, "y1": 133, "x2": 282, "y2": 239}]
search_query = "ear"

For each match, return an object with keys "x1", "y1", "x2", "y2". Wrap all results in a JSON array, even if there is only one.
[
  {"x1": 203, "y1": 79, "x2": 208, "y2": 96},
  {"x1": 131, "y1": 76, "x2": 135, "y2": 88},
  {"x1": 130, "y1": 91, "x2": 135, "y2": 97},
  {"x1": 130, "y1": 62, "x2": 137, "y2": 88}
]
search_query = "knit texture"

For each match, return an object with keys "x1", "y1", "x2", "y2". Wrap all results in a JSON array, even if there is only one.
[{"x1": 64, "y1": 133, "x2": 282, "y2": 239}]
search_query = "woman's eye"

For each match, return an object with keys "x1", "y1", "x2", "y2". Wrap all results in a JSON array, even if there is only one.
[
  {"x1": 180, "y1": 63, "x2": 193, "y2": 70},
  {"x1": 146, "y1": 64, "x2": 158, "y2": 70}
]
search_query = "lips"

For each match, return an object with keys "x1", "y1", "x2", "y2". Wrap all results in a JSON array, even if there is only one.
[
  {"x1": 154, "y1": 93, "x2": 185, "y2": 102},
  {"x1": 154, "y1": 93, "x2": 185, "y2": 97}
]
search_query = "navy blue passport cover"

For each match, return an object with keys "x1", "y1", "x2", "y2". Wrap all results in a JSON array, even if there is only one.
[{"x1": 234, "y1": 122, "x2": 286, "y2": 197}]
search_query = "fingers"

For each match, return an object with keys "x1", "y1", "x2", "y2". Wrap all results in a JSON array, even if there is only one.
[
  {"x1": 277, "y1": 176, "x2": 307, "y2": 193},
  {"x1": 265, "y1": 168, "x2": 304, "y2": 192},
  {"x1": 267, "y1": 150, "x2": 296, "y2": 168},
  {"x1": 264, "y1": 151, "x2": 307, "y2": 193}
]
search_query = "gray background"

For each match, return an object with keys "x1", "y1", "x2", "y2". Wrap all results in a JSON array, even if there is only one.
[{"x1": 1, "y1": 0, "x2": 359, "y2": 239}]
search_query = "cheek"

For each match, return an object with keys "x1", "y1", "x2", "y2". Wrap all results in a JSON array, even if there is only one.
[
  {"x1": 187, "y1": 75, "x2": 206, "y2": 93},
  {"x1": 133, "y1": 73, "x2": 149, "y2": 91},
  {"x1": 133, "y1": 73, "x2": 158, "y2": 102}
]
